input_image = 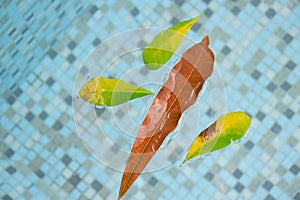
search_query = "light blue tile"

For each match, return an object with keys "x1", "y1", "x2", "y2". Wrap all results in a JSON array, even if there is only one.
[
  {"x1": 54, "y1": 147, "x2": 64, "y2": 158},
  {"x1": 41, "y1": 162, "x2": 51, "y2": 173},
  {"x1": 283, "y1": 172, "x2": 294, "y2": 183},
  {"x1": 69, "y1": 189, "x2": 81, "y2": 199},
  {"x1": 54, "y1": 162, "x2": 65, "y2": 172},
  {"x1": 40, "y1": 149, "x2": 50, "y2": 158},
  {"x1": 77, "y1": 181, "x2": 88, "y2": 191},
  {"x1": 69, "y1": 160, "x2": 79, "y2": 171},
  {"x1": 55, "y1": 175, "x2": 66, "y2": 187}
]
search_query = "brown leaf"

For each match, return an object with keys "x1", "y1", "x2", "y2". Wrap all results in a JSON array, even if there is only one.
[{"x1": 118, "y1": 36, "x2": 215, "y2": 199}]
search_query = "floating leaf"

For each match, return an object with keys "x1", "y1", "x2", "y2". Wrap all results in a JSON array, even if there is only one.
[
  {"x1": 118, "y1": 36, "x2": 215, "y2": 199},
  {"x1": 142, "y1": 15, "x2": 202, "y2": 70},
  {"x1": 79, "y1": 76, "x2": 153, "y2": 106},
  {"x1": 181, "y1": 112, "x2": 251, "y2": 166}
]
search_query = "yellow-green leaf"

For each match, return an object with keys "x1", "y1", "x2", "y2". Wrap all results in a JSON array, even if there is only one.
[
  {"x1": 142, "y1": 15, "x2": 202, "y2": 70},
  {"x1": 79, "y1": 76, "x2": 153, "y2": 106},
  {"x1": 181, "y1": 112, "x2": 251, "y2": 166}
]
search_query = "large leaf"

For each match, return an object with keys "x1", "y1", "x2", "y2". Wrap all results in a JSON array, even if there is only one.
[
  {"x1": 79, "y1": 76, "x2": 153, "y2": 106},
  {"x1": 118, "y1": 36, "x2": 215, "y2": 199},
  {"x1": 142, "y1": 15, "x2": 201, "y2": 70},
  {"x1": 181, "y1": 112, "x2": 251, "y2": 166}
]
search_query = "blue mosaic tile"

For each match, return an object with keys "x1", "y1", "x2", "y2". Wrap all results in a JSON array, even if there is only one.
[
  {"x1": 2, "y1": 194, "x2": 13, "y2": 200},
  {"x1": 294, "y1": 192, "x2": 300, "y2": 200},
  {"x1": 91, "y1": 179, "x2": 103, "y2": 191},
  {"x1": 5, "y1": 166, "x2": 16, "y2": 175}
]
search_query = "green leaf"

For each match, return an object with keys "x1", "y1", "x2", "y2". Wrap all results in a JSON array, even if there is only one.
[
  {"x1": 181, "y1": 112, "x2": 251, "y2": 166},
  {"x1": 79, "y1": 76, "x2": 153, "y2": 106},
  {"x1": 142, "y1": 15, "x2": 202, "y2": 70}
]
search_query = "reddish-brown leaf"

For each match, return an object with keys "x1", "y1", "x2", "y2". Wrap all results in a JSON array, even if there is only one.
[{"x1": 118, "y1": 36, "x2": 215, "y2": 199}]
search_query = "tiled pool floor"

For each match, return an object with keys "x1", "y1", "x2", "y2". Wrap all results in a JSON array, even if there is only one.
[{"x1": 1, "y1": 1, "x2": 300, "y2": 199}]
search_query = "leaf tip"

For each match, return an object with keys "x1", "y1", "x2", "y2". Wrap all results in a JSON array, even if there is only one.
[
  {"x1": 199, "y1": 11, "x2": 205, "y2": 18},
  {"x1": 135, "y1": 87, "x2": 154, "y2": 97},
  {"x1": 118, "y1": 185, "x2": 129, "y2": 200},
  {"x1": 118, "y1": 190, "x2": 123, "y2": 200},
  {"x1": 191, "y1": 12, "x2": 204, "y2": 23},
  {"x1": 179, "y1": 156, "x2": 189, "y2": 167},
  {"x1": 179, "y1": 161, "x2": 185, "y2": 167},
  {"x1": 191, "y1": 15, "x2": 200, "y2": 22}
]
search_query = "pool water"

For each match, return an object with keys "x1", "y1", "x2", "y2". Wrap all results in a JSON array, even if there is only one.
[{"x1": 1, "y1": 1, "x2": 300, "y2": 199}]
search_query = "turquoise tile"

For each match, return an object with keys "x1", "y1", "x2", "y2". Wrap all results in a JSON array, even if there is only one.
[
  {"x1": 55, "y1": 162, "x2": 65, "y2": 172},
  {"x1": 55, "y1": 175, "x2": 66, "y2": 186},
  {"x1": 284, "y1": 172, "x2": 294, "y2": 183}
]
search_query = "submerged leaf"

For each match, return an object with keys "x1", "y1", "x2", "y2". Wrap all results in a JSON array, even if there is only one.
[
  {"x1": 181, "y1": 112, "x2": 251, "y2": 166},
  {"x1": 118, "y1": 36, "x2": 215, "y2": 199},
  {"x1": 142, "y1": 15, "x2": 202, "y2": 70},
  {"x1": 79, "y1": 76, "x2": 153, "y2": 106}
]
